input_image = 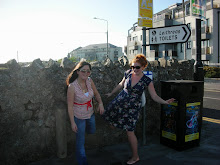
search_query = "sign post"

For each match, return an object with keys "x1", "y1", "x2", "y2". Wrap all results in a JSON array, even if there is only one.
[
  {"x1": 138, "y1": 0, "x2": 153, "y2": 146},
  {"x1": 194, "y1": 19, "x2": 204, "y2": 81}
]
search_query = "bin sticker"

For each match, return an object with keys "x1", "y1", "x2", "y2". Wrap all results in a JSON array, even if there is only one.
[
  {"x1": 162, "y1": 130, "x2": 176, "y2": 141},
  {"x1": 161, "y1": 102, "x2": 178, "y2": 141},
  {"x1": 185, "y1": 102, "x2": 200, "y2": 142},
  {"x1": 185, "y1": 133, "x2": 200, "y2": 142}
]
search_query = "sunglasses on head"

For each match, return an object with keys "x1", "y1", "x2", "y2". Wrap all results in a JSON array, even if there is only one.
[
  {"x1": 80, "y1": 69, "x2": 91, "y2": 74},
  {"x1": 131, "y1": 66, "x2": 141, "y2": 69}
]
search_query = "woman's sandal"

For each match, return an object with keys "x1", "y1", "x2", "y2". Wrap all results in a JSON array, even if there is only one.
[{"x1": 126, "y1": 158, "x2": 140, "y2": 165}]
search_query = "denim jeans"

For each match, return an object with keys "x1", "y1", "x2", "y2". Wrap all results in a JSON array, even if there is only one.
[{"x1": 74, "y1": 114, "x2": 96, "y2": 165}]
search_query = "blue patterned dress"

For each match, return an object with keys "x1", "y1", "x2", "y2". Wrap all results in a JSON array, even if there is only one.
[{"x1": 103, "y1": 70, "x2": 152, "y2": 131}]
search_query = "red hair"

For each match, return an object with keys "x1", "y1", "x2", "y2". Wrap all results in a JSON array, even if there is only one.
[{"x1": 131, "y1": 54, "x2": 148, "y2": 69}]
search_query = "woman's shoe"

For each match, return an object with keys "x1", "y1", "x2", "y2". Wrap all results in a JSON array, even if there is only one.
[{"x1": 126, "y1": 158, "x2": 140, "y2": 165}]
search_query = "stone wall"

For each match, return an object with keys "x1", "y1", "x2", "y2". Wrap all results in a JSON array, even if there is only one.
[{"x1": 0, "y1": 57, "x2": 194, "y2": 165}]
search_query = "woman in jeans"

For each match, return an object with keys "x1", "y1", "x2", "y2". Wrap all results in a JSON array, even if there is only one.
[{"x1": 66, "y1": 61, "x2": 104, "y2": 165}]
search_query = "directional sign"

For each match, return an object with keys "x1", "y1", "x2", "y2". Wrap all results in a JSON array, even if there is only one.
[{"x1": 149, "y1": 24, "x2": 191, "y2": 45}]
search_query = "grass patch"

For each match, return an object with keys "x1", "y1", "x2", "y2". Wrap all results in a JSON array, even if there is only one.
[
  {"x1": 204, "y1": 66, "x2": 220, "y2": 78},
  {"x1": 0, "y1": 67, "x2": 8, "y2": 70}
]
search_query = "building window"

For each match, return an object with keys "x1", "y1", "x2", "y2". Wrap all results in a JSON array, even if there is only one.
[
  {"x1": 201, "y1": 40, "x2": 210, "y2": 48},
  {"x1": 140, "y1": 35, "x2": 142, "y2": 41},
  {"x1": 206, "y1": 40, "x2": 210, "y2": 47},
  {"x1": 180, "y1": 43, "x2": 184, "y2": 52},
  {"x1": 187, "y1": 23, "x2": 191, "y2": 30},
  {"x1": 201, "y1": 41, "x2": 206, "y2": 48},
  {"x1": 174, "y1": 10, "x2": 180, "y2": 18},
  {"x1": 201, "y1": 20, "x2": 206, "y2": 27},
  {"x1": 206, "y1": 19, "x2": 210, "y2": 26},
  {"x1": 133, "y1": 36, "x2": 138, "y2": 41},
  {"x1": 187, "y1": 41, "x2": 191, "y2": 49},
  {"x1": 186, "y1": 3, "x2": 190, "y2": 15}
]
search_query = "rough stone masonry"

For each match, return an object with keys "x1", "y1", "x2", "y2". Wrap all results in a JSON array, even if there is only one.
[{"x1": 0, "y1": 57, "x2": 194, "y2": 165}]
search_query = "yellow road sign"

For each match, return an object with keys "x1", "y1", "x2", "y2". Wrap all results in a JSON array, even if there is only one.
[
  {"x1": 138, "y1": 18, "x2": 152, "y2": 27},
  {"x1": 138, "y1": 0, "x2": 153, "y2": 19}
]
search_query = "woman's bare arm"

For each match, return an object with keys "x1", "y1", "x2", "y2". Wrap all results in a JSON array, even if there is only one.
[{"x1": 148, "y1": 82, "x2": 175, "y2": 104}]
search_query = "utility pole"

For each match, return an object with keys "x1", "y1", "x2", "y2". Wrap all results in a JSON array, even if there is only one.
[
  {"x1": 194, "y1": 19, "x2": 204, "y2": 81},
  {"x1": 17, "y1": 51, "x2": 19, "y2": 63},
  {"x1": 142, "y1": 27, "x2": 146, "y2": 56},
  {"x1": 94, "y1": 17, "x2": 109, "y2": 58},
  {"x1": 182, "y1": 0, "x2": 186, "y2": 60},
  {"x1": 142, "y1": 26, "x2": 147, "y2": 145}
]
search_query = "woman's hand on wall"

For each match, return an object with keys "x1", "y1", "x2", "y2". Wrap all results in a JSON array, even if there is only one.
[{"x1": 98, "y1": 103, "x2": 105, "y2": 115}]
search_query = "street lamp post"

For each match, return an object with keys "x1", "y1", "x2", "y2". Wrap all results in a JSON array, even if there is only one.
[{"x1": 94, "y1": 17, "x2": 108, "y2": 57}]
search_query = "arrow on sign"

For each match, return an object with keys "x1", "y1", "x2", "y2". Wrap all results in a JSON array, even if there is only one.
[
  {"x1": 149, "y1": 24, "x2": 191, "y2": 45},
  {"x1": 182, "y1": 26, "x2": 188, "y2": 41}
]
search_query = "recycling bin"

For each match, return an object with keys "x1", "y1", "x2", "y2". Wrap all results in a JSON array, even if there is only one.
[{"x1": 160, "y1": 80, "x2": 204, "y2": 151}]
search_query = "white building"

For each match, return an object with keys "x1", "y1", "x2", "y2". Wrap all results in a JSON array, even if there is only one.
[
  {"x1": 126, "y1": 0, "x2": 220, "y2": 65},
  {"x1": 69, "y1": 43, "x2": 123, "y2": 62}
]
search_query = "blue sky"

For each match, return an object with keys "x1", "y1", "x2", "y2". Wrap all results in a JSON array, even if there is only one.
[{"x1": 0, "y1": 0, "x2": 183, "y2": 63}]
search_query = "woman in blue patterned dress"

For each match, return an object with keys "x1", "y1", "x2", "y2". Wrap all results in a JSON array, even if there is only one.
[{"x1": 102, "y1": 54, "x2": 175, "y2": 165}]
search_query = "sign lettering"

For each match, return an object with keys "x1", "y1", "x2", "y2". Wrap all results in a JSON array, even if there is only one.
[{"x1": 138, "y1": 0, "x2": 153, "y2": 19}]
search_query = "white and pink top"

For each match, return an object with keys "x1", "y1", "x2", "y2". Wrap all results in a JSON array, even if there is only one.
[{"x1": 69, "y1": 77, "x2": 94, "y2": 119}]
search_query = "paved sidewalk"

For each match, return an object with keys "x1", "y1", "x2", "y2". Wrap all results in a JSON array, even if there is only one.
[
  {"x1": 204, "y1": 78, "x2": 220, "y2": 91},
  {"x1": 29, "y1": 119, "x2": 220, "y2": 165}
]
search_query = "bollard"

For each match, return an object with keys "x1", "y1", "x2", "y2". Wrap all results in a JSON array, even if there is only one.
[
  {"x1": 142, "y1": 91, "x2": 146, "y2": 145},
  {"x1": 55, "y1": 101, "x2": 67, "y2": 158},
  {"x1": 142, "y1": 71, "x2": 153, "y2": 145}
]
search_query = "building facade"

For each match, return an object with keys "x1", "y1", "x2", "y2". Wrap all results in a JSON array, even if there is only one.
[
  {"x1": 126, "y1": 0, "x2": 220, "y2": 65},
  {"x1": 69, "y1": 43, "x2": 123, "y2": 62}
]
